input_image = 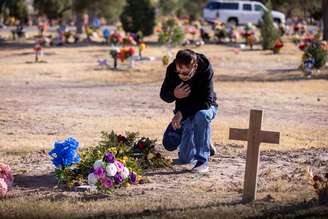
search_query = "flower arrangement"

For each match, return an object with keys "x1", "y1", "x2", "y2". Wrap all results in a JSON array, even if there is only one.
[
  {"x1": 87, "y1": 152, "x2": 139, "y2": 194},
  {"x1": 49, "y1": 131, "x2": 170, "y2": 192},
  {"x1": 0, "y1": 163, "x2": 14, "y2": 198},
  {"x1": 118, "y1": 47, "x2": 136, "y2": 63},
  {"x1": 48, "y1": 137, "x2": 81, "y2": 186},
  {"x1": 241, "y1": 23, "x2": 256, "y2": 50},
  {"x1": 301, "y1": 33, "x2": 328, "y2": 73},
  {"x1": 109, "y1": 47, "x2": 136, "y2": 69},
  {"x1": 298, "y1": 34, "x2": 314, "y2": 51},
  {"x1": 273, "y1": 38, "x2": 284, "y2": 54},
  {"x1": 306, "y1": 167, "x2": 328, "y2": 205},
  {"x1": 109, "y1": 32, "x2": 123, "y2": 46}
]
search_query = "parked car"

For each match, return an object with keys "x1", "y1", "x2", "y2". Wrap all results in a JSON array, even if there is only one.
[{"x1": 203, "y1": 0, "x2": 285, "y2": 26}]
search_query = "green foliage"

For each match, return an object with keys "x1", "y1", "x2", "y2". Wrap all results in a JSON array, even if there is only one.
[
  {"x1": 260, "y1": 0, "x2": 279, "y2": 50},
  {"x1": 158, "y1": 18, "x2": 185, "y2": 47},
  {"x1": 158, "y1": 0, "x2": 178, "y2": 16},
  {"x1": 302, "y1": 33, "x2": 328, "y2": 69},
  {"x1": 33, "y1": 0, "x2": 72, "y2": 20},
  {"x1": 120, "y1": 0, "x2": 156, "y2": 36},
  {"x1": 0, "y1": 0, "x2": 28, "y2": 22},
  {"x1": 176, "y1": 0, "x2": 208, "y2": 20},
  {"x1": 84, "y1": 0, "x2": 126, "y2": 24}
]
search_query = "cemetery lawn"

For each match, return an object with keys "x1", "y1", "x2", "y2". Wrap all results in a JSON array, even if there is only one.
[{"x1": 0, "y1": 41, "x2": 327, "y2": 218}]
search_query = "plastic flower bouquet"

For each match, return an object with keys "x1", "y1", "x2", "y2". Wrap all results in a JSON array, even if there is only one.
[
  {"x1": 273, "y1": 38, "x2": 284, "y2": 54},
  {"x1": 109, "y1": 32, "x2": 123, "y2": 46},
  {"x1": 0, "y1": 163, "x2": 14, "y2": 198},
  {"x1": 301, "y1": 33, "x2": 328, "y2": 71},
  {"x1": 48, "y1": 137, "x2": 81, "y2": 186},
  {"x1": 87, "y1": 152, "x2": 139, "y2": 193}
]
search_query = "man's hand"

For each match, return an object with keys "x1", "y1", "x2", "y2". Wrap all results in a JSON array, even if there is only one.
[
  {"x1": 171, "y1": 111, "x2": 183, "y2": 130},
  {"x1": 174, "y1": 82, "x2": 191, "y2": 99}
]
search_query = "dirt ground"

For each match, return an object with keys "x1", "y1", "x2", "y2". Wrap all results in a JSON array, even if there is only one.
[{"x1": 0, "y1": 39, "x2": 328, "y2": 218}]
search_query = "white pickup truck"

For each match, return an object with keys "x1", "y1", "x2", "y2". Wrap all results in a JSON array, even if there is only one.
[{"x1": 203, "y1": 0, "x2": 286, "y2": 26}]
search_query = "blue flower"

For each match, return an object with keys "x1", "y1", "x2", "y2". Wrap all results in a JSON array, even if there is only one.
[{"x1": 48, "y1": 137, "x2": 80, "y2": 168}]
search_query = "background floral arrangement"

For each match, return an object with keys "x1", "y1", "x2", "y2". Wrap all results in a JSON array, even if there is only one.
[
  {"x1": 0, "y1": 163, "x2": 14, "y2": 198},
  {"x1": 49, "y1": 131, "x2": 171, "y2": 192},
  {"x1": 301, "y1": 33, "x2": 328, "y2": 72},
  {"x1": 273, "y1": 38, "x2": 284, "y2": 54}
]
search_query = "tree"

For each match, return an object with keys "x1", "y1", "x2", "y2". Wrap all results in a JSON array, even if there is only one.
[
  {"x1": 176, "y1": 0, "x2": 208, "y2": 20},
  {"x1": 158, "y1": 0, "x2": 178, "y2": 16},
  {"x1": 120, "y1": 0, "x2": 156, "y2": 36},
  {"x1": 72, "y1": 0, "x2": 126, "y2": 24},
  {"x1": 0, "y1": 0, "x2": 28, "y2": 23},
  {"x1": 323, "y1": 0, "x2": 328, "y2": 40},
  {"x1": 33, "y1": 0, "x2": 72, "y2": 20},
  {"x1": 260, "y1": 0, "x2": 279, "y2": 50}
]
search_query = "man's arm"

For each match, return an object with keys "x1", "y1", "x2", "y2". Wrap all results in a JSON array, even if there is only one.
[{"x1": 160, "y1": 65, "x2": 176, "y2": 103}]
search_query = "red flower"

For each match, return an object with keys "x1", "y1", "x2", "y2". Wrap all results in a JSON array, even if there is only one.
[
  {"x1": 34, "y1": 44, "x2": 42, "y2": 52},
  {"x1": 128, "y1": 47, "x2": 136, "y2": 56},
  {"x1": 298, "y1": 43, "x2": 306, "y2": 51},
  {"x1": 117, "y1": 135, "x2": 127, "y2": 144},
  {"x1": 138, "y1": 142, "x2": 145, "y2": 150},
  {"x1": 275, "y1": 39, "x2": 283, "y2": 49},
  {"x1": 313, "y1": 175, "x2": 323, "y2": 182}
]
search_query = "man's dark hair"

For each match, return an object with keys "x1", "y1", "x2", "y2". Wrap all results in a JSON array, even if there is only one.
[{"x1": 175, "y1": 49, "x2": 197, "y2": 66}]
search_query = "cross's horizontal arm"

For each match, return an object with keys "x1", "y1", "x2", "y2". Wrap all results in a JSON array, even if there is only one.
[
  {"x1": 229, "y1": 128, "x2": 248, "y2": 141},
  {"x1": 259, "y1": 130, "x2": 280, "y2": 144}
]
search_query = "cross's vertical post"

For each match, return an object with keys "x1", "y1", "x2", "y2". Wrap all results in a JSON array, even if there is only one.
[{"x1": 243, "y1": 110, "x2": 262, "y2": 203}]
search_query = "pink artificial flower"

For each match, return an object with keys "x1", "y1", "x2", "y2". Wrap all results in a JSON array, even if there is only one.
[
  {"x1": 100, "y1": 177, "x2": 113, "y2": 189},
  {"x1": 114, "y1": 160, "x2": 124, "y2": 173},
  {"x1": 0, "y1": 178, "x2": 8, "y2": 198},
  {"x1": 0, "y1": 163, "x2": 14, "y2": 189},
  {"x1": 93, "y1": 167, "x2": 106, "y2": 179}
]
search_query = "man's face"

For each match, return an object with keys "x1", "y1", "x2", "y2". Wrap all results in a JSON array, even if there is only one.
[{"x1": 176, "y1": 62, "x2": 197, "y2": 81}]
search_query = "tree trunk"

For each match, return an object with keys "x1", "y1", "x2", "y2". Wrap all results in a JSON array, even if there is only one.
[{"x1": 323, "y1": 0, "x2": 328, "y2": 40}]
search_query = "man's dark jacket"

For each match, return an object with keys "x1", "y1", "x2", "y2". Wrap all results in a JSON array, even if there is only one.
[{"x1": 160, "y1": 53, "x2": 218, "y2": 120}]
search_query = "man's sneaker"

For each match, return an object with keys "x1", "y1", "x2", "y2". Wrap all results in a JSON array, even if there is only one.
[
  {"x1": 191, "y1": 161, "x2": 209, "y2": 173},
  {"x1": 210, "y1": 144, "x2": 217, "y2": 156}
]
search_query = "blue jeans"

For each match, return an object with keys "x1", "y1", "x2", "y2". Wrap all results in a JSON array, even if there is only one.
[{"x1": 163, "y1": 106, "x2": 218, "y2": 164}]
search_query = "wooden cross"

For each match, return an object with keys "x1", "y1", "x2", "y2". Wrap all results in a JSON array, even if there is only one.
[{"x1": 229, "y1": 109, "x2": 280, "y2": 203}]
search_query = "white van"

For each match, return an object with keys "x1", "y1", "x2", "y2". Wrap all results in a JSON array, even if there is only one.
[{"x1": 203, "y1": 0, "x2": 285, "y2": 26}]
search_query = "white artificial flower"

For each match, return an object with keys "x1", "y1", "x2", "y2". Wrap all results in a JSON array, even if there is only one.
[
  {"x1": 87, "y1": 173, "x2": 98, "y2": 185},
  {"x1": 106, "y1": 163, "x2": 118, "y2": 177},
  {"x1": 122, "y1": 167, "x2": 130, "y2": 179},
  {"x1": 93, "y1": 160, "x2": 104, "y2": 169}
]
